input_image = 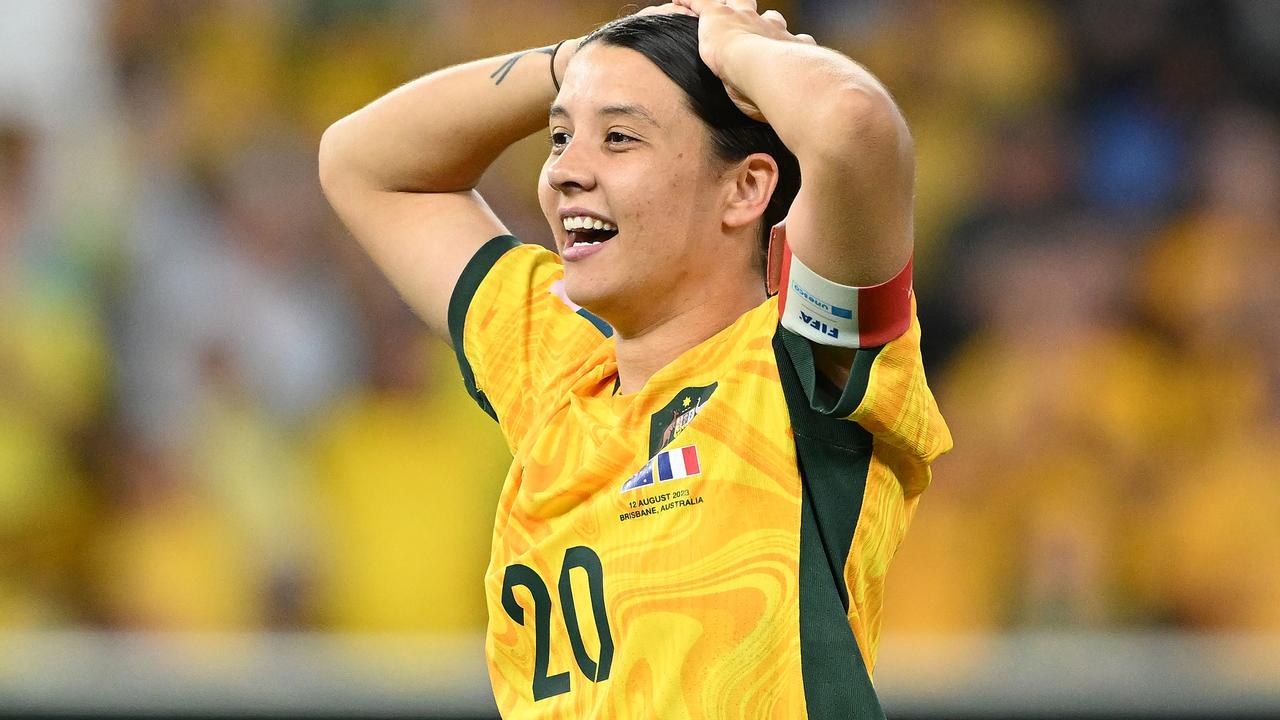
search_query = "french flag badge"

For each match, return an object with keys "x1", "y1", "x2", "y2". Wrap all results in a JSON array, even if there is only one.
[
  {"x1": 656, "y1": 445, "x2": 701, "y2": 481},
  {"x1": 620, "y1": 445, "x2": 702, "y2": 493}
]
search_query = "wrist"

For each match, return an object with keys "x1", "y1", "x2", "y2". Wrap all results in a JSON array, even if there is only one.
[{"x1": 716, "y1": 31, "x2": 768, "y2": 76}]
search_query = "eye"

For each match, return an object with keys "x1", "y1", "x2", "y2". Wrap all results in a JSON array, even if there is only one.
[
  {"x1": 549, "y1": 130, "x2": 571, "y2": 151},
  {"x1": 605, "y1": 131, "x2": 635, "y2": 146}
]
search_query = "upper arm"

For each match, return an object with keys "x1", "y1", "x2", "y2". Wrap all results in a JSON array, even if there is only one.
[
  {"x1": 784, "y1": 90, "x2": 915, "y2": 289},
  {"x1": 778, "y1": 90, "x2": 915, "y2": 381},
  {"x1": 320, "y1": 167, "x2": 510, "y2": 341}
]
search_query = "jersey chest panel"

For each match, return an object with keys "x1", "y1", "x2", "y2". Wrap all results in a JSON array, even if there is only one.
[{"x1": 485, "y1": 347, "x2": 809, "y2": 718}]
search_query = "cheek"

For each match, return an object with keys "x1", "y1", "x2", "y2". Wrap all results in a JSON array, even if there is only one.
[
  {"x1": 627, "y1": 164, "x2": 709, "y2": 235},
  {"x1": 633, "y1": 159, "x2": 684, "y2": 205}
]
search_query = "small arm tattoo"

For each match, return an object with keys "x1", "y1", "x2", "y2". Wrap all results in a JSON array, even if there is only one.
[{"x1": 490, "y1": 46, "x2": 556, "y2": 86}]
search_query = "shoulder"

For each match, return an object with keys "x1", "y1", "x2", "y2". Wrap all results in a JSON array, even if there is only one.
[
  {"x1": 449, "y1": 237, "x2": 555, "y2": 326},
  {"x1": 446, "y1": 236, "x2": 614, "y2": 431}
]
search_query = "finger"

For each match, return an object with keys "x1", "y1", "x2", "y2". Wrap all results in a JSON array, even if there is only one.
[
  {"x1": 636, "y1": 2, "x2": 696, "y2": 16},
  {"x1": 672, "y1": 0, "x2": 719, "y2": 14},
  {"x1": 726, "y1": 0, "x2": 758, "y2": 11},
  {"x1": 794, "y1": 33, "x2": 816, "y2": 45},
  {"x1": 760, "y1": 9, "x2": 787, "y2": 29}
]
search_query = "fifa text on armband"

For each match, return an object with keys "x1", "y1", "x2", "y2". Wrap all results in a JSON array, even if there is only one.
[{"x1": 798, "y1": 310, "x2": 840, "y2": 339}]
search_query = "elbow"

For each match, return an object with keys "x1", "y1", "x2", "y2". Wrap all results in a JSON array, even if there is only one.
[
  {"x1": 814, "y1": 85, "x2": 913, "y2": 166},
  {"x1": 317, "y1": 118, "x2": 354, "y2": 199}
]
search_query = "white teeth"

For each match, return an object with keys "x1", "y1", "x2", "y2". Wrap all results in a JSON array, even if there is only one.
[{"x1": 561, "y1": 215, "x2": 616, "y2": 232}]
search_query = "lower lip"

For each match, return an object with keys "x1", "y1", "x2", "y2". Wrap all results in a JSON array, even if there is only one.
[{"x1": 562, "y1": 238, "x2": 611, "y2": 261}]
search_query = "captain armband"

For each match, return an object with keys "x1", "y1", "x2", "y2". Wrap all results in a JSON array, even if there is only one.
[{"x1": 767, "y1": 223, "x2": 914, "y2": 349}]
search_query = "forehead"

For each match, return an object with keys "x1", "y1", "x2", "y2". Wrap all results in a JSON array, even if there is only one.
[{"x1": 556, "y1": 43, "x2": 690, "y2": 124}]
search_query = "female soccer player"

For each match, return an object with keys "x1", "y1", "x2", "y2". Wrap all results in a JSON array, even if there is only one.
[{"x1": 319, "y1": 1, "x2": 951, "y2": 717}]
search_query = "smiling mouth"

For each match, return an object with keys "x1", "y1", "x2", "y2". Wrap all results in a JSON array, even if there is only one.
[{"x1": 562, "y1": 216, "x2": 619, "y2": 247}]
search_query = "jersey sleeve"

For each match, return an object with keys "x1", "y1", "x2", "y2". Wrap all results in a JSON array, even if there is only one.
[
  {"x1": 777, "y1": 296, "x2": 952, "y2": 496},
  {"x1": 447, "y1": 236, "x2": 613, "y2": 451}
]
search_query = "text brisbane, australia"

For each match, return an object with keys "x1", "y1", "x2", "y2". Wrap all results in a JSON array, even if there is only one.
[{"x1": 619, "y1": 489, "x2": 703, "y2": 522}]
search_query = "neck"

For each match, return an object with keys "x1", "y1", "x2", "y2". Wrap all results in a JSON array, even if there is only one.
[{"x1": 613, "y1": 280, "x2": 765, "y2": 394}]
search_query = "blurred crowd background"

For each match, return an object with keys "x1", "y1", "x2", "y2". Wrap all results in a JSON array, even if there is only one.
[{"x1": 1, "y1": 0, "x2": 1278, "y2": 655}]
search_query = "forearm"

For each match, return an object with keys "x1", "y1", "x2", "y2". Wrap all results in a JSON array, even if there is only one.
[
  {"x1": 320, "y1": 38, "x2": 580, "y2": 194},
  {"x1": 719, "y1": 32, "x2": 914, "y2": 287},
  {"x1": 717, "y1": 35, "x2": 905, "y2": 163}
]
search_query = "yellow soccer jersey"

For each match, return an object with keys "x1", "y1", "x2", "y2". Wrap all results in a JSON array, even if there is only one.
[{"x1": 448, "y1": 237, "x2": 952, "y2": 719}]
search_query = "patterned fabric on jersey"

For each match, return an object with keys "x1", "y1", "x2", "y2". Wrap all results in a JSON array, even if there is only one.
[{"x1": 449, "y1": 236, "x2": 951, "y2": 719}]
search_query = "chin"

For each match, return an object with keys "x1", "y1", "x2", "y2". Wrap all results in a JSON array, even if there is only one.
[
  {"x1": 562, "y1": 272, "x2": 605, "y2": 310},
  {"x1": 562, "y1": 271, "x2": 625, "y2": 323}
]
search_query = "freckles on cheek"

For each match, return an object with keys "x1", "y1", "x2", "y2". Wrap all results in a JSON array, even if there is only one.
[
  {"x1": 632, "y1": 191, "x2": 670, "y2": 236},
  {"x1": 624, "y1": 164, "x2": 699, "y2": 238}
]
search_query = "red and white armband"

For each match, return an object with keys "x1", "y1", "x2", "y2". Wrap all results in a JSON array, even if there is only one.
[{"x1": 766, "y1": 222, "x2": 914, "y2": 349}]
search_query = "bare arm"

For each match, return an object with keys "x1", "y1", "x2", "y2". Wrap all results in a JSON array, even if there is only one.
[
  {"x1": 675, "y1": 0, "x2": 914, "y2": 288},
  {"x1": 318, "y1": 36, "x2": 582, "y2": 338},
  {"x1": 675, "y1": 0, "x2": 914, "y2": 385}
]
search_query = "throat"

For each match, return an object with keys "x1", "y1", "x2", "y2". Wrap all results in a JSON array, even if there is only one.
[{"x1": 612, "y1": 299, "x2": 761, "y2": 395}]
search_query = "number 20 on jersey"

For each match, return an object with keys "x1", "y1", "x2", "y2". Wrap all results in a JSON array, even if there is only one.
[{"x1": 501, "y1": 545, "x2": 614, "y2": 701}]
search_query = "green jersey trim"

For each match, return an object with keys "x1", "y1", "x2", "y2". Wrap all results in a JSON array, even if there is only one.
[
  {"x1": 779, "y1": 327, "x2": 884, "y2": 418},
  {"x1": 774, "y1": 326, "x2": 885, "y2": 719},
  {"x1": 447, "y1": 235, "x2": 522, "y2": 421}
]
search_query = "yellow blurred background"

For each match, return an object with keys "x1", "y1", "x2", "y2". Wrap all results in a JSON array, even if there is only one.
[{"x1": 1, "y1": 0, "x2": 1278, "y2": 715}]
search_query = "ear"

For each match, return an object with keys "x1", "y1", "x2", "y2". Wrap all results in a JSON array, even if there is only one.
[{"x1": 721, "y1": 152, "x2": 779, "y2": 230}]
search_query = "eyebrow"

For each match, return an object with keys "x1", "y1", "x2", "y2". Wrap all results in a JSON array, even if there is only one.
[{"x1": 548, "y1": 103, "x2": 662, "y2": 128}]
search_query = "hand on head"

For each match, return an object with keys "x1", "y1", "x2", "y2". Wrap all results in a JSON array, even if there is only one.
[{"x1": 661, "y1": 0, "x2": 815, "y2": 121}]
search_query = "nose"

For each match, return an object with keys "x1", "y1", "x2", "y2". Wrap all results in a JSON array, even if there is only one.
[{"x1": 546, "y1": 142, "x2": 596, "y2": 194}]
